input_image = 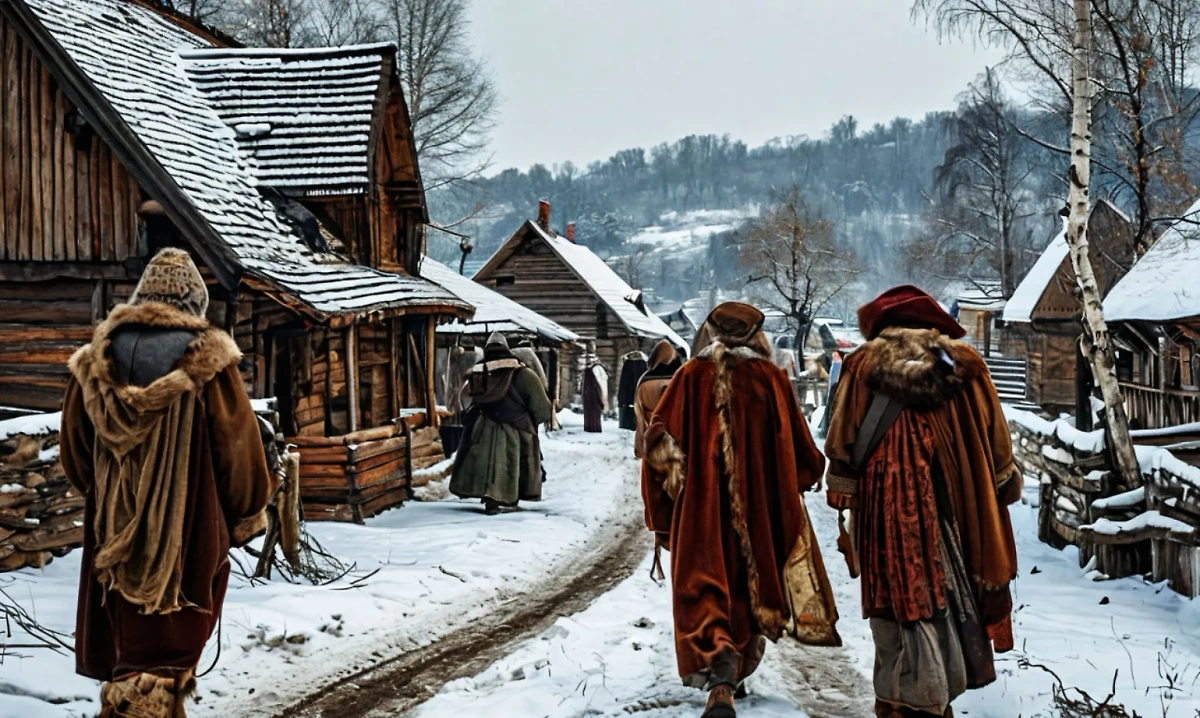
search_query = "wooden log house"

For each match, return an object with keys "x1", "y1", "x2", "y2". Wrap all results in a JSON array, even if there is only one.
[
  {"x1": 1103, "y1": 196, "x2": 1200, "y2": 432},
  {"x1": 0, "y1": 0, "x2": 473, "y2": 522},
  {"x1": 419, "y1": 254, "x2": 579, "y2": 405},
  {"x1": 1002, "y1": 201, "x2": 1134, "y2": 420},
  {"x1": 472, "y1": 201, "x2": 687, "y2": 407}
]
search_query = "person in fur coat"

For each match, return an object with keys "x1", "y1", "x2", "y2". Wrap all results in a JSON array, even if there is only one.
[
  {"x1": 824, "y1": 286, "x2": 1021, "y2": 718},
  {"x1": 59, "y1": 248, "x2": 273, "y2": 718},
  {"x1": 632, "y1": 339, "x2": 682, "y2": 458},
  {"x1": 643, "y1": 302, "x2": 841, "y2": 718}
]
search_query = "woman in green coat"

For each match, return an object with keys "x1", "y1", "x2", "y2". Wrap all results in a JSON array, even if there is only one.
[{"x1": 450, "y1": 334, "x2": 554, "y2": 514}]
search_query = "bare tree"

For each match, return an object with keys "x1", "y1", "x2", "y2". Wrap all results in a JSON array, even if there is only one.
[
  {"x1": 306, "y1": 0, "x2": 387, "y2": 45},
  {"x1": 741, "y1": 188, "x2": 861, "y2": 349},
  {"x1": 226, "y1": 0, "x2": 312, "y2": 47},
  {"x1": 1066, "y1": 0, "x2": 1141, "y2": 489},
  {"x1": 614, "y1": 246, "x2": 652, "y2": 289},
  {"x1": 913, "y1": 0, "x2": 1200, "y2": 260},
  {"x1": 158, "y1": 0, "x2": 236, "y2": 24},
  {"x1": 385, "y1": 0, "x2": 498, "y2": 189},
  {"x1": 915, "y1": 68, "x2": 1041, "y2": 297}
]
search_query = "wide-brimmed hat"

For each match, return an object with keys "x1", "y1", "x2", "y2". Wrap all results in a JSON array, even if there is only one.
[{"x1": 857, "y1": 285, "x2": 965, "y2": 341}]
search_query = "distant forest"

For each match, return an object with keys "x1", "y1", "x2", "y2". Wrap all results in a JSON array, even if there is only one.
[{"x1": 428, "y1": 108, "x2": 1067, "y2": 307}]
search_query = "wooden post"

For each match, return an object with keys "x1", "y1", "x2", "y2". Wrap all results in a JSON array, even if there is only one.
[
  {"x1": 388, "y1": 319, "x2": 399, "y2": 420},
  {"x1": 346, "y1": 324, "x2": 359, "y2": 433},
  {"x1": 403, "y1": 318, "x2": 413, "y2": 408},
  {"x1": 425, "y1": 317, "x2": 438, "y2": 428}
]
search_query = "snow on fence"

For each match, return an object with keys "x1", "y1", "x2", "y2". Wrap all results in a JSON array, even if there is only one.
[{"x1": 1009, "y1": 408, "x2": 1200, "y2": 597}]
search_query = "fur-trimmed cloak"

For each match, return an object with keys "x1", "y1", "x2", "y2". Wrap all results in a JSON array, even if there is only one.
[
  {"x1": 824, "y1": 327, "x2": 1021, "y2": 652},
  {"x1": 643, "y1": 332, "x2": 840, "y2": 688},
  {"x1": 60, "y1": 302, "x2": 273, "y2": 681}
]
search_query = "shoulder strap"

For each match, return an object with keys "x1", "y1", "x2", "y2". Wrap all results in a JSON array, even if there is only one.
[{"x1": 850, "y1": 392, "x2": 906, "y2": 472}]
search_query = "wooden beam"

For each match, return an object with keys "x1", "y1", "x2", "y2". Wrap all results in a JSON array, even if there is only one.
[
  {"x1": 346, "y1": 324, "x2": 359, "y2": 433},
  {"x1": 425, "y1": 317, "x2": 438, "y2": 429},
  {"x1": 387, "y1": 319, "x2": 399, "y2": 420}
]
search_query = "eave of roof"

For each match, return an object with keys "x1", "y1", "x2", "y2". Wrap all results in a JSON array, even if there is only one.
[{"x1": 420, "y1": 255, "x2": 578, "y2": 346}]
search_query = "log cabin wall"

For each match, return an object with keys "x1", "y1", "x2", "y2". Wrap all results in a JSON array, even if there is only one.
[
  {"x1": 1, "y1": 15, "x2": 142, "y2": 264},
  {"x1": 479, "y1": 236, "x2": 644, "y2": 404}
]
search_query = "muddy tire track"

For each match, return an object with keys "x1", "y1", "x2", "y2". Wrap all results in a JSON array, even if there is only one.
[{"x1": 275, "y1": 505, "x2": 651, "y2": 718}]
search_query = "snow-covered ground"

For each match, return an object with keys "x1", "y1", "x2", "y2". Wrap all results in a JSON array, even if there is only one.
[
  {"x1": 627, "y1": 208, "x2": 755, "y2": 253},
  {"x1": 412, "y1": 477, "x2": 1200, "y2": 718},
  {"x1": 7, "y1": 409, "x2": 1200, "y2": 718},
  {"x1": 0, "y1": 413, "x2": 641, "y2": 718}
]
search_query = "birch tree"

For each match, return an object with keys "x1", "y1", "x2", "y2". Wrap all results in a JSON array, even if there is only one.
[{"x1": 1067, "y1": 0, "x2": 1141, "y2": 488}]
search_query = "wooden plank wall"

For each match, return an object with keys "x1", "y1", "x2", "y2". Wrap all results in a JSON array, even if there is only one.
[
  {"x1": 0, "y1": 278, "x2": 135, "y2": 411},
  {"x1": 1, "y1": 16, "x2": 141, "y2": 264},
  {"x1": 482, "y1": 239, "x2": 645, "y2": 403}
]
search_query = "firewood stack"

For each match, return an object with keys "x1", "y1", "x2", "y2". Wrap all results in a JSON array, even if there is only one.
[{"x1": 0, "y1": 429, "x2": 84, "y2": 572}]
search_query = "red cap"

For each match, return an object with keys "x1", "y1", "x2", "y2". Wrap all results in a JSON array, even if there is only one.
[{"x1": 857, "y1": 285, "x2": 965, "y2": 341}]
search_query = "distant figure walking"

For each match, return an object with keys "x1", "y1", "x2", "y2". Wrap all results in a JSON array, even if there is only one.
[
  {"x1": 60, "y1": 248, "x2": 273, "y2": 718},
  {"x1": 642, "y1": 302, "x2": 840, "y2": 718},
  {"x1": 451, "y1": 333, "x2": 553, "y2": 514},
  {"x1": 582, "y1": 356, "x2": 607, "y2": 433},
  {"x1": 617, "y1": 350, "x2": 649, "y2": 431},
  {"x1": 633, "y1": 340, "x2": 683, "y2": 458},
  {"x1": 512, "y1": 340, "x2": 561, "y2": 432},
  {"x1": 824, "y1": 286, "x2": 1020, "y2": 718}
]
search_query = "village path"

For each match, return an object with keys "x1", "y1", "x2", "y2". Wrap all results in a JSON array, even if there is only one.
[{"x1": 268, "y1": 415, "x2": 872, "y2": 718}]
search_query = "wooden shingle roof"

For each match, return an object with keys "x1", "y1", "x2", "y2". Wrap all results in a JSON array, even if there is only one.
[
  {"x1": 180, "y1": 45, "x2": 391, "y2": 197},
  {"x1": 7, "y1": 0, "x2": 467, "y2": 323}
]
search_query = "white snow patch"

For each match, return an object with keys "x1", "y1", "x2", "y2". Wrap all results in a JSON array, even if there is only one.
[
  {"x1": 1082, "y1": 510, "x2": 1196, "y2": 537},
  {"x1": 1091, "y1": 486, "x2": 1144, "y2": 511},
  {"x1": 0, "y1": 412, "x2": 60, "y2": 441}
]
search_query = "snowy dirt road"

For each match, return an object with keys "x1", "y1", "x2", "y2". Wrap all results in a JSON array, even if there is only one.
[{"x1": 278, "y1": 477, "x2": 652, "y2": 718}]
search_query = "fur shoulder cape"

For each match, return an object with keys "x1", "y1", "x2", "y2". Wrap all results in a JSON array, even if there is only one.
[
  {"x1": 69, "y1": 302, "x2": 241, "y2": 422},
  {"x1": 850, "y1": 326, "x2": 987, "y2": 411}
]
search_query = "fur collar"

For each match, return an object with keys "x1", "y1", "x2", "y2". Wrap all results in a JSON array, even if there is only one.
[
  {"x1": 855, "y1": 327, "x2": 985, "y2": 410},
  {"x1": 69, "y1": 302, "x2": 241, "y2": 416},
  {"x1": 696, "y1": 332, "x2": 773, "y2": 362}
]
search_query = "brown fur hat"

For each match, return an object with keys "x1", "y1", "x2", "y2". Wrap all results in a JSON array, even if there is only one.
[
  {"x1": 129, "y1": 248, "x2": 209, "y2": 317},
  {"x1": 702, "y1": 302, "x2": 764, "y2": 346}
]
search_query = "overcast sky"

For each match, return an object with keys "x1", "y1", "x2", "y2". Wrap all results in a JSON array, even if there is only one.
[{"x1": 468, "y1": 0, "x2": 1007, "y2": 173}]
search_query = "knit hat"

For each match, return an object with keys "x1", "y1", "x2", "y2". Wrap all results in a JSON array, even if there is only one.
[
  {"x1": 857, "y1": 285, "x2": 965, "y2": 341},
  {"x1": 130, "y1": 248, "x2": 209, "y2": 317}
]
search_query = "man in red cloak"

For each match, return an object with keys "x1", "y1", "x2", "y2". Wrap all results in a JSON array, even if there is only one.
[
  {"x1": 824, "y1": 286, "x2": 1021, "y2": 718},
  {"x1": 642, "y1": 302, "x2": 841, "y2": 718}
]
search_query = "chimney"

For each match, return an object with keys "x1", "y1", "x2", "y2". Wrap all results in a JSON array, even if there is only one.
[
  {"x1": 565, "y1": 222, "x2": 576, "y2": 243},
  {"x1": 537, "y1": 199, "x2": 551, "y2": 230}
]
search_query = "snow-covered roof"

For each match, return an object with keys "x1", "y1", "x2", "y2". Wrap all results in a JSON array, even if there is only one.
[
  {"x1": 1004, "y1": 220, "x2": 1069, "y2": 324},
  {"x1": 419, "y1": 256, "x2": 579, "y2": 345},
  {"x1": 478, "y1": 222, "x2": 687, "y2": 348},
  {"x1": 1105, "y1": 197, "x2": 1200, "y2": 323},
  {"x1": 955, "y1": 282, "x2": 1006, "y2": 312},
  {"x1": 180, "y1": 44, "x2": 392, "y2": 197},
  {"x1": 18, "y1": 0, "x2": 465, "y2": 321}
]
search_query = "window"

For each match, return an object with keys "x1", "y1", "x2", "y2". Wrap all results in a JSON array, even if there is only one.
[{"x1": 495, "y1": 275, "x2": 516, "y2": 287}]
